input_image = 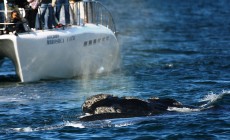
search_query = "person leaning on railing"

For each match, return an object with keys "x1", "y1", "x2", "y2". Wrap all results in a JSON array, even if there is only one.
[
  {"x1": 5, "y1": 0, "x2": 20, "y2": 23},
  {"x1": 5, "y1": 10, "x2": 26, "y2": 33}
]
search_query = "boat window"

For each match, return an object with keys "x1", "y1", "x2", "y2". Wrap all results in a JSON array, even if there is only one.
[
  {"x1": 84, "y1": 41, "x2": 88, "y2": 46},
  {"x1": 93, "y1": 39, "x2": 96, "y2": 44},
  {"x1": 89, "y1": 40, "x2": 92, "y2": 45}
]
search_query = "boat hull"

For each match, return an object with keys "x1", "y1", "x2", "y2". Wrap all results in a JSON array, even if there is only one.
[{"x1": 0, "y1": 24, "x2": 120, "y2": 82}]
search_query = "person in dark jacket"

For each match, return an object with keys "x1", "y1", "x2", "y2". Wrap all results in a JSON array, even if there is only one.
[
  {"x1": 26, "y1": 0, "x2": 39, "y2": 28},
  {"x1": 6, "y1": 10, "x2": 26, "y2": 33}
]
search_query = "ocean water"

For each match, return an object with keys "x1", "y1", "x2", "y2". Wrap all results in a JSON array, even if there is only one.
[{"x1": 0, "y1": 0, "x2": 230, "y2": 139}]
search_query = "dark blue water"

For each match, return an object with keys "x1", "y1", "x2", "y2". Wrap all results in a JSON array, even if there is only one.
[{"x1": 0, "y1": 0, "x2": 230, "y2": 139}]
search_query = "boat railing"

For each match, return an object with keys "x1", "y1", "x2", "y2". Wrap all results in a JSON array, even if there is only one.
[
  {"x1": 0, "y1": 9, "x2": 6, "y2": 33},
  {"x1": 0, "y1": 0, "x2": 116, "y2": 35},
  {"x1": 81, "y1": 1, "x2": 116, "y2": 34},
  {"x1": 68, "y1": 1, "x2": 116, "y2": 33}
]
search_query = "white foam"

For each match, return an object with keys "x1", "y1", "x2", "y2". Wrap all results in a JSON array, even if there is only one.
[
  {"x1": 167, "y1": 107, "x2": 201, "y2": 112},
  {"x1": 200, "y1": 92, "x2": 219, "y2": 102},
  {"x1": 65, "y1": 121, "x2": 85, "y2": 128},
  {"x1": 13, "y1": 127, "x2": 33, "y2": 132},
  {"x1": 114, "y1": 122, "x2": 135, "y2": 127},
  {"x1": 0, "y1": 96, "x2": 27, "y2": 102},
  {"x1": 199, "y1": 90, "x2": 230, "y2": 108}
]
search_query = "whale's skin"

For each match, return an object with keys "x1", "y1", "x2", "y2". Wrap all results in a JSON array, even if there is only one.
[{"x1": 80, "y1": 94, "x2": 183, "y2": 121}]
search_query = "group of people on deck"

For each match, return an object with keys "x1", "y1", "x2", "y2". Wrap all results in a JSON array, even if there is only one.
[{"x1": 0, "y1": 0, "x2": 82, "y2": 34}]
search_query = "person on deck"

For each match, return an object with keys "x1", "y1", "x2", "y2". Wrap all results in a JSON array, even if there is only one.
[
  {"x1": 40, "y1": 0, "x2": 58, "y2": 29},
  {"x1": 26, "y1": 0, "x2": 39, "y2": 28},
  {"x1": 6, "y1": 10, "x2": 26, "y2": 33},
  {"x1": 55, "y1": 0, "x2": 70, "y2": 25}
]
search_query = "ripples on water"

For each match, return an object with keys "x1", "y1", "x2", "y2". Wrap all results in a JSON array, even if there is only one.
[{"x1": 0, "y1": 0, "x2": 230, "y2": 139}]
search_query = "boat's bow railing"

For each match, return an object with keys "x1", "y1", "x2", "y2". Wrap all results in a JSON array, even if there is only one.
[{"x1": 80, "y1": 0, "x2": 117, "y2": 34}]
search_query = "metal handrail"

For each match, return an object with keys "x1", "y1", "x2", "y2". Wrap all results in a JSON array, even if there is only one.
[
  {"x1": 68, "y1": 1, "x2": 116, "y2": 33},
  {"x1": 95, "y1": 1, "x2": 116, "y2": 33},
  {"x1": 0, "y1": 1, "x2": 117, "y2": 34},
  {"x1": 0, "y1": 10, "x2": 6, "y2": 31},
  {"x1": 81, "y1": 1, "x2": 116, "y2": 33}
]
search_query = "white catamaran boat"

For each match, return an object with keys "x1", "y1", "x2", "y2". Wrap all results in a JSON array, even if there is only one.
[{"x1": 0, "y1": 0, "x2": 120, "y2": 82}]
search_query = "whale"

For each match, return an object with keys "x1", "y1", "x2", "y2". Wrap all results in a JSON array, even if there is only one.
[{"x1": 79, "y1": 94, "x2": 192, "y2": 121}]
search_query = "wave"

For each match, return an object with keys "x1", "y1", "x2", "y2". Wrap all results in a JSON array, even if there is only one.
[
  {"x1": 1, "y1": 123, "x2": 66, "y2": 133},
  {"x1": 1, "y1": 119, "x2": 137, "y2": 133},
  {"x1": 167, "y1": 90, "x2": 230, "y2": 113},
  {"x1": 130, "y1": 48, "x2": 199, "y2": 55},
  {"x1": 199, "y1": 90, "x2": 230, "y2": 108}
]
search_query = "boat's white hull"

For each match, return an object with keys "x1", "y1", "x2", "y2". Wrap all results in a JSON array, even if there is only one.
[{"x1": 0, "y1": 24, "x2": 120, "y2": 82}]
